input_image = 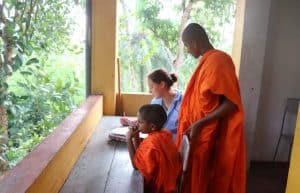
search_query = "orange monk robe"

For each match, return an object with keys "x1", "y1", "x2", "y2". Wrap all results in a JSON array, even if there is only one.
[
  {"x1": 134, "y1": 129, "x2": 182, "y2": 193},
  {"x1": 176, "y1": 49, "x2": 246, "y2": 193}
]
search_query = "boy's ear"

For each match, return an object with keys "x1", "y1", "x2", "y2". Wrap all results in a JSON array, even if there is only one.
[{"x1": 151, "y1": 123, "x2": 157, "y2": 131}]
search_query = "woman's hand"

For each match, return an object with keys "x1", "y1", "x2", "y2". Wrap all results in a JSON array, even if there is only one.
[
  {"x1": 120, "y1": 117, "x2": 130, "y2": 126},
  {"x1": 128, "y1": 120, "x2": 138, "y2": 128},
  {"x1": 120, "y1": 118, "x2": 138, "y2": 128}
]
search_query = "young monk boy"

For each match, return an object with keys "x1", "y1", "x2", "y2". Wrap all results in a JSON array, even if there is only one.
[{"x1": 126, "y1": 104, "x2": 182, "y2": 193}]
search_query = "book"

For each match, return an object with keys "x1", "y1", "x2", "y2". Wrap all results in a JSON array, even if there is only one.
[{"x1": 108, "y1": 127, "x2": 148, "y2": 142}]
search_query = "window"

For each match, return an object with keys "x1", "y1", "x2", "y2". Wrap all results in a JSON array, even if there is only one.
[
  {"x1": 118, "y1": 0, "x2": 236, "y2": 92},
  {"x1": 1, "y1": 0, "x2": 87, "y2": 170}
]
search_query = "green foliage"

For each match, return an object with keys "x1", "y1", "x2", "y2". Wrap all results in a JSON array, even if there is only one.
[
  {"x1": 0, "y1": 0, "x2": 78, "y2": 106},
  {"x1": 5, "y1": 134, "x2": 43, "y2": 167},
  {"x1": 136, "y1": 0, "x2": 178, "y2": 53},
  {"x1": 5, "y1": 59, "x2": 83, "y2": 167},
  {"x1": 119, "y1": 0, "x2": 235, "y2": 92},
  {"x1": 118, "y1": 11, "x2": 171, "y2": 92},
  {"x1": 177, "y1": 55, "x2": 198, "y2": 89},
  {"x1": 190, "y1": 0, "x2": 235, "y2": 50},
  {"x1": 0, "y1": 1, "x2": 86, "y2": 169},
  {"x1": 118, "y1": 35, "x2": 170, "y2": 91}
]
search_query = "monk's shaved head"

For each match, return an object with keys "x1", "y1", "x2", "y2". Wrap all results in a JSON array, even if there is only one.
[
  {"x1": 182, "y1": 23, "x2": 210, "y2": 43},
  {"x1": 182, "y1": 23, "x2": 213, "y2": 57}
]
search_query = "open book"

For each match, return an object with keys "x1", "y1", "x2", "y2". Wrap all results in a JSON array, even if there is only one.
[{"x1": 108, "y1": 127, "x2": 148, "y2": 142}]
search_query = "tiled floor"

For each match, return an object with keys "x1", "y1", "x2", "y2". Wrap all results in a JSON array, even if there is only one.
[{"x1": 247, "y1": 162, "x2": 289, "y2": 193}]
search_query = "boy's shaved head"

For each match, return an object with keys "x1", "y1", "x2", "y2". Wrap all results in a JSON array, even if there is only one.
[{"x1": 138, "y1": 104, "x2": 167, "y2": 129}]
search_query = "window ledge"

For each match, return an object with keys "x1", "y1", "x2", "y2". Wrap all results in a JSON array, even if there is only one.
[{"x1": 0, "y1": 95, "x2": 103, "y2": 193}]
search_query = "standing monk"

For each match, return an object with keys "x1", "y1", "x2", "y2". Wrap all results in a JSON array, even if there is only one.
[{"x1": 177, "y1": 23, "x2": 246, "y2": 193}]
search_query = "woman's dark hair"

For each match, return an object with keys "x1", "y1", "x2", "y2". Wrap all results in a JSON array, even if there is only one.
[
  {"x1": 147, "y1": 68, "x2": 178, "y2": 88},
  {"x1": 138, "y1": 104, "x2": 167, "y2": 130}
]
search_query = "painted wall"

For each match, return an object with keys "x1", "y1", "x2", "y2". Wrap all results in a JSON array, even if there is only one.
[
  {"x1": 252, "y1": 0, "x2": 300, "y2": 161},
  {"x1": 121, "y1": 93, "x2": 153, "y2": 116},
  {"x1": 286, "y1": 106, "x2": 300, "y2": 193}
]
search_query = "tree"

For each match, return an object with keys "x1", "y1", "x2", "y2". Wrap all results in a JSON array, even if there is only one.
[
  {"x1": 119, "y1": 0, "x2": 169, "y2": 92},
  {"x1": 0, "y1": 133, "x2": 8, "y2": 173},
  {"x1": 118, "y1": 0, "x2": 235, "y2": 91},
  {"x1": 0, "y1": 0, "x2": 82, "y2": 129},
  {"x1": 0, "y1": 0, "x2": 83, "y2": 173},
  {"x1": 136, "y1": 0, "x2": 235, "y2": 71}
]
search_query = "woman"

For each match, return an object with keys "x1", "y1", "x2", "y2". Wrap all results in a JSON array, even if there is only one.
[{"x1": 120, "y1": 68, "x2": 182, "y2": 139}]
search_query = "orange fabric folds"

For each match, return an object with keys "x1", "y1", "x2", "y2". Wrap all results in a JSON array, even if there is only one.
[
  {"x1": 176, "y1": 49, "x2": 246, "y2": 193},
  {"x1": 134, "y1": 129, "x2": 182, "y2": 193}
]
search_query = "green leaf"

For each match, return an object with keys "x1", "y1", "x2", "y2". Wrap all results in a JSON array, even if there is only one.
[
  {"x1": 13, "y1": 53, "x2": 24, "y2": 71},
  {"x1": 16, "y1": 41, "x2": 25, "y2": 53},
  {"x1": 17, "y1": 82, "x2": 27, "y2": 88},
  {"x1": 40, "y1": 87, "x2": 50, "y2": 93},
  {"x1": 1, "y1": 82, "x2": 8, "y2": 90},
  {"x1": 20, "y1": 71, "x2": 33, "y2": 76},
  {"x1": 24, "y1": 44, "x2": 34, "y2": 56},
  {"x1": 25, "y1": 58, "x2": 39, "y2": 65},
  {"x1": 15, "y1": 2, "x2": 26, "y2": 10},
  {"x1": 20, "y1": 96, "x2": 29, "y2": 100}
]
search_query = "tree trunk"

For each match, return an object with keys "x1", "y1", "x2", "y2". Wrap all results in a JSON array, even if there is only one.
[
  {"x1": 0, "y1": 107, "x2": 8, "y2": 137},
  {"x1": 0, "y1": 136, "x2": 8, "y2": 173},
  {"x1": 139, "y1": 65, "x2": 145, "y2": 92},
  {"x1": 0, "y1": 107, "x2": 8, "y2": 174},
  {"x1": 173, "y1": 1, "x2": 196, "y2": 71},
  {"x1": 148, "y1": 28, "x2": 175, "y2": 67}
]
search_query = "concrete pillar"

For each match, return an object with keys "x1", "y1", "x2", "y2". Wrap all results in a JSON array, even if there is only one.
[{"x1": 236, "y1": 0, "x2": 272, "y2": 164}]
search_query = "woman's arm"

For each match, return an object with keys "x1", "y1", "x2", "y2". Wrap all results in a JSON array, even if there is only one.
[
  {"x1": 120, "y1": 117, "x2": 138, "y2": 127},
  {"x1": 185, "y1": 96, "x2": 237, "y2": 140}
]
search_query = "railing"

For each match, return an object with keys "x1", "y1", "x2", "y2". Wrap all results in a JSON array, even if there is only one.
[{"x1": 0, "y1": 95, "x2": 103, "y2": 193}]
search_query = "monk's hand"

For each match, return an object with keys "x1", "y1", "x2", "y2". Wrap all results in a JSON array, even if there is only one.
[
  {"x1": 126, "y1": 126, "x2": 140, "y2": 139},
  {"x1": 185, "y1": 121, "x2": 203, "y2": 141}
]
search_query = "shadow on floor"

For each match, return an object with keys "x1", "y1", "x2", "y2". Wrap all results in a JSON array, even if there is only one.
[{"x1": 247, "y1": 162, "x2": 289, "y2": 193}]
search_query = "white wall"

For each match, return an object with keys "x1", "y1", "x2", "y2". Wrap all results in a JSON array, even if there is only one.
[{"x1": 252, "y1": 0, "x2": 300, "y2": 161}]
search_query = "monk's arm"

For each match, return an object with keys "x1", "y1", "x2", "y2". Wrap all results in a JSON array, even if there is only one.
[
  {"x1": 200, "y1": 96, "x2": 236, "y2": 124},
  {"x1": 188, "y1": 96, "x2": 236, "y2": 139}
]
